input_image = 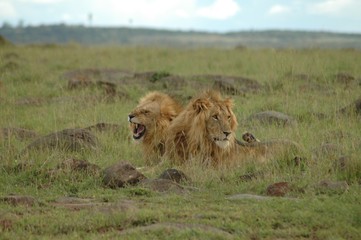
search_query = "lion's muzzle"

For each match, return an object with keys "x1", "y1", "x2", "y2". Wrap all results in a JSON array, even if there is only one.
[{"x1": 128, "y1": 115, "x2": 146, "y2": 140}]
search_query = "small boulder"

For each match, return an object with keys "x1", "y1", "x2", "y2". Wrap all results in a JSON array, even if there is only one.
[
  {"x1": 266, "y1": 182, "x2": 290, "y2": 197},
  {"x1": 68, "y1": 76, "x2": 94, "y2": 90},
  {"x1": 84, "y1": 122, "x2": 121, "y2": 133},
  {"x1": 315, "y1": 180, "x2": 349, "y2": 194},
  {"x1": 0, "y1": 195, "x2": 36, "y2": 206},
  {"x1": 158, "y1": 169, "x2": 189, "y2": 183},
  {"x1": 337, "y1": 97, "x2": 361, "y2": 116},
  {"x1": 334, "y1": 72, "x2": 355, "y2": 84},
  {"x1": 103, "y1": 161, "x2": 146, "y2": 188},
  {"x1": 1, "y1": 127, "x2": 38, "y2": 141},
  {"x1": 57, "y1": 158, "x2": 101, "y2": 175},
  {"x1": 333, "y1": 155, "x2": 350, "y2": 171},
  {"x1": 312, "y1": 143, "x2": 344, "y2": 160},
  {"x1": 0, "y1": 219, "x2": 13, "y2": 231},
  {"x1": 248, "y1": 111, "x2": 296, "y2": 127},
  {"x1": 23, "y1": 128, "x2": 98, "y2": 152},
  {"x1": 210, "y1": 75, "x2": 262, "y2": 95},
  {"x1": 96, "y1": 80, "x2": 117, "y2": 96},
  {"x1": 238, "y1": 173, "x2": 258, "y2": 182},
  {"x1": 139, "y1": 179, "x2": 185, "y2": 194}
]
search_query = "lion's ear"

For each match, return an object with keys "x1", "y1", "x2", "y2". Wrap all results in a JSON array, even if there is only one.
[
  {"x1": 224, "y1": 98, "x2": 234, "y2": 108},
  {"x1": 193, "y1": 98, "x2": 211, "y2": 113}
]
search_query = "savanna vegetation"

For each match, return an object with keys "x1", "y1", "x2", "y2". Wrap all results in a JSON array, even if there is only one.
[
  {"x1": 0, "y1": 42, "x2": 360, "y2": 239},
  {"x1": 1, "y1": 24, "x2": 361, "y2": 49}
]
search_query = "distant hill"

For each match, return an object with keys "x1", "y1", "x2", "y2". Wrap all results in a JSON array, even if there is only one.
[{"x1": 1, "y1": 24, "x2": 361, "y2": 49}]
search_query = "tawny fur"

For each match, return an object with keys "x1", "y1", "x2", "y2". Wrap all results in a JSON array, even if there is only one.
[
  {"x1": 164, "y1": 90, "x2": 302, "y2": 166},
  {"x1": 129, "y1": 91, "x2": 183, "y2": 164},
  {"x1": 165, "y1": 90, "x2": 239, "y2": 165}
]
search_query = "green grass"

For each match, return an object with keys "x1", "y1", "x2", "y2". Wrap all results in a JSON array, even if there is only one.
[{"x1": 0, "y1": 44, "x2": 361, "y2": 239}]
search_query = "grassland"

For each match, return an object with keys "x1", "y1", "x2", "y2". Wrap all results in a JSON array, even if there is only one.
[{"x1": 0, "y1": 44, "x2": 360, "y2": 239}]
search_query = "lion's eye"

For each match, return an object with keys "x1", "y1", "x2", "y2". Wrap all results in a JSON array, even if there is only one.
[
  {"x1": 142, "y1": 110, "x2": 150, "y2": 114},
  {"x1": 227, "y1": 115, "x2": 231, "y2": 121},
  {"x1": 212, "y1": 115, "x2": 218, "y2": 121}
]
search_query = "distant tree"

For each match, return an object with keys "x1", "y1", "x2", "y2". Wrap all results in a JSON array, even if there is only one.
[
  {"x1": 2, "y1": 21, "x2": 13, "y2": 29},
  {"x1": 17, "y1": 20, "x2": 24, "y2": 28},
  {"x1": 88, "y1": 13, "x2": 93, "y2": 26}
]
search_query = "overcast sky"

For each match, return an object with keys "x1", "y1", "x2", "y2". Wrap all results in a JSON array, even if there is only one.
[{"x1": 1, "y1": 0, "x2": 360, "y2": 33}]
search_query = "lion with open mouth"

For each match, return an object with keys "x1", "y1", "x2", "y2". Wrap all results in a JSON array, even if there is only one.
[{"x1": 128, "y1": 91, "x2": 183, "y2": 164}]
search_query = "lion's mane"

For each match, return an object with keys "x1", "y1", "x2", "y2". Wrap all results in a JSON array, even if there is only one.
[
  {"x1": 128, "y1": 91, "x2": 183, "y2": 163},
  {"x1": 165, "y1": 90, "x2": 239, "y2": 165}
]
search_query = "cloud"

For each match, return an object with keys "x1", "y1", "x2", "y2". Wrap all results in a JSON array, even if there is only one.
[
  {"x1": 268, "y1": 4, "x2": 291, "y2": 15},
  {"x1": 0, "y1": 0, "x2": 17, "y2": 18},
  {"x1": 89, "y1": 0, "x2": 241, "y2": 27},
  {"x1": 197, "y1": 0, "x2": 241, "y2": 20},
  {"x1": 91, "y1": 0, "x2": 197, "y2": 24},
  {"x1": 309, "y1": 0, "x2": 354, "y2": 14},
  {"x1": 20, "y1": 0, "x2": 67, "y2": 3}
]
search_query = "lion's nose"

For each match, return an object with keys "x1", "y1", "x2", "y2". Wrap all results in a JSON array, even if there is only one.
[
  {"x1": 223, "y1": 131, "x2": 231, "y2": 137},
  {"x1": 128, "y1": 114, "x2": 135, "y2": 122}
]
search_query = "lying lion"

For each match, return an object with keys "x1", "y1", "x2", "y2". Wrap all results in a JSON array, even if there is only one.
[
  {"x1": 164, "y1": 90, "x2": 240, "y2": 165},
  {"x1": 164, "y1": 90, "x2": 301, "y2": 166},
  {"x1": 128, "y1": 91, "x2": 183, "y2": 164}
]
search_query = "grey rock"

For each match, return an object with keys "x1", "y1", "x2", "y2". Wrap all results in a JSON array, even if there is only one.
[
  {"x1": 103, "y1": 161, "x2": 146, "y2": 188},
  {"x1": 158, "y1": 168, "x2": 189, "y2": 183},
  {"x1": 140, "y1": 179, "x2": 185, "y2": 194},
  {"x1": 248, "y1": 110, "x2": 296, "y2": 126},
  {"x1": 23, "y1": 128, "x2": 98, "y2": 152},
  {"x1": 1, "y1": 195, "x2": 36, "y2": 206},
  {"x1": 315, "y1": 180, "x2": 349, "y2": 194}
]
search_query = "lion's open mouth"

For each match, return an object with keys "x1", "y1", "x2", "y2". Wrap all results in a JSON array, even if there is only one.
[{"x1": 133, "y1": 123, "x2": 146, "y2": 140}]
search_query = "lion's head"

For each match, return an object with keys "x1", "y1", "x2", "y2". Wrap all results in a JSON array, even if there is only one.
[
  {"x1": 128, "y1": 91, "x2": 183, "y2": 163},
  {"x1": 165, "y1": 90, "x2": 238, "y2": 165}
]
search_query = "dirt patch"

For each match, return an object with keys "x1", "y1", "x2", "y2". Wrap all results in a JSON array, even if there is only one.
[
  {"x1": 62, "y1": 68, "x2": 263, "y2": 97},
  {"x1": 1, "y1": 61, "x2": 19, "y2": 71},
  {"x1": 226, "y1": 194, "x2": 271, "y2": 201},
  {"x1": 312, "y1": 143, "x2": 344, "y2": 160},
  {"x1": 3, "y1": 52, "x2": 20, "y2": 60},
  {"x1": 0, "y1": 219, "x2": 13, "y2": 231},
  {"x1": 51, "y1": 197, "x2": 136, "y2": 213},
  {"x1": 247, "y1": 110, "x2": 297, "y2": 127},
  {"x1": 63, "y1": 68, "x2": 133, "y2": 83},
  {"x1": 238, "y1": 172, "x2": 259, "y2": 182},
  {"x1": 64, "y1": 68, "x2": 136, "y2": 100},
  {"x1": 1, "y1": 127, "x2": 38, "y2": 141},
  {"x1": 67, "y1": 76, "x2": 94, "y2": 90},
  {"x1": 314, "y1": 180, "x2": 349, "y2": 194},
  {"x1": 337, "y1": 97, "x2": 361, "y2": 116},
  {"x1": 15, "y1": 97, "x2": 46, "y2": 106},
  {"x1": 149, "y1": 75, "x2": 187, "y2": 90},
  {"x1": 84, "y1": 122, "x2": 122, "y2": 133},
  {"x1": 119, "y1": 222, "x2": 234, "y2": 238},
  {"x1": 22, "y1": 128, "x2": 98, "y2": 152},
  {"x1": 56, "y1": 158, "x2": 101, "y2": 175},
  {"x1": 139, "y1": 179, "x2": 185, "y2": 194},
  {"x1": 286, "y1": 72, "x2": 312, "y2": 81},
  {"x1": 334, "y1": 72, "x2": 355, "y2": 84},
  {"x1": 0, "y1": 195, "x2": 36, "y2": 206},
  {"x1": 210, "y1": 75, "x2": 262, "y2": 95}
]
